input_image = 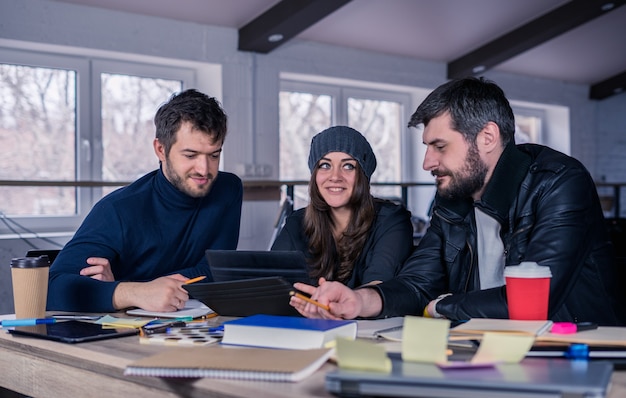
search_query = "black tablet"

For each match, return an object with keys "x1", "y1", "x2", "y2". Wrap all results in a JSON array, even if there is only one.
[
  {"x1": 205, "y1": 250, "x2": 313, "y2": 284},
  {"x1": 184, "y1": 276, "x2": 300, "y2": 317},
  {"x1": 7, "y1": 320, "x2": 138, "y2": 343}
]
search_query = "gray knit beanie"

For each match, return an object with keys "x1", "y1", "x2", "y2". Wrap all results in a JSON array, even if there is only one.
[{"x1": 308, "y1": 126, "x2": 377, "y2": 180}]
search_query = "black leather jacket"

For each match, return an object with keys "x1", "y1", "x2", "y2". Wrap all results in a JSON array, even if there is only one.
[
  {"x1": 374, "y1": 143, "x2": 625, "y2": 325},
  {"x1": 272, "y1": 199, "x2": 414, "y2": 287}
]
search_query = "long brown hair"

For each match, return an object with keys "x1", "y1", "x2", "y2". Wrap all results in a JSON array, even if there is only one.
[{"x1": 303, "y1": 163, "x2": 375, "y2": 283}]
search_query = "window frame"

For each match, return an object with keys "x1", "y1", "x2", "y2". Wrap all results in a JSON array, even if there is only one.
[
  {"x1": 278, "y1": 78, "x2": 413, "y2": 206},
  {"x1": 0, "y1": 47, "x2": 195, "y2": 235}
]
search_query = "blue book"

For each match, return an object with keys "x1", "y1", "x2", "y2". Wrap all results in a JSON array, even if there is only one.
[{"x1": 221, "y1": 314, "x2": 357, "y2": 350}]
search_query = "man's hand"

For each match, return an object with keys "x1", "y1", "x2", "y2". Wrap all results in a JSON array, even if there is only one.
[
  {"x1": 112, "y1": 274, "x2": 189, "y2": 312},
  {"x1": 80, "y1": 257, "x2": 115, "y2": 281},
  {"x1": 425, "y1": 299, "x2": 437, "y2": 317},
  {"x1": 291, "y1": 278, "x2": 383, "y2": 319},
  {"x1": 424, "y1": 293, "x2": 451, "y2": 318}
]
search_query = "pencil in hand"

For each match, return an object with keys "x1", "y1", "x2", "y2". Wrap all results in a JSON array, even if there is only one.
[
  {"x1": 184, "y1": 276, "x2": 207, "y2": 285},
  {"x1": 289, "y1": 290, "x2": 330, "y2": 311}
]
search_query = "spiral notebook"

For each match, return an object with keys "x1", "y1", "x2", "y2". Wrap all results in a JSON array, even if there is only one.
[{"x1": 124, "y1": 346, "x2": 333, "y2": 382}]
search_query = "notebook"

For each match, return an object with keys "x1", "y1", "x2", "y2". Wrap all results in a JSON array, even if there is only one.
[
  {"x1": 124, "y1": 345, "x2": 333, "y2": 382},
  {"x1": 450, "y1": 318, "x2": 554, "y2": 339},
  {"x1": 221, "y1": 314, "x2": 357, "y2": 350},
  {"x1": 325, "y1": 357, "x2": 613, "y2": 398},
  {"x1": 126, "y1": 299, "x2": 215, "y2": 318},
  {"x1": 206, "y1": 249, "x2": 312, "y2": 284}
]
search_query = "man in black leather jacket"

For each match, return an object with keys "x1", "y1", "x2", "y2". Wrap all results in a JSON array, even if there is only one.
[{"x1": 291, "y1": 77, "x2": 625, "y2": 326}]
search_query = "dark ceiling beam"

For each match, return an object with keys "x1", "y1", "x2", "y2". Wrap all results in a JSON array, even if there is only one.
[
  {"x1": 590, "y1": 70, "x2": 626, "y2": 100},
  {"x1": 447, "y1": 0, "x2": 626, "y2": 85},
  {"x1": 238, "y1": 0, "x2": 352, "y2": 53}
]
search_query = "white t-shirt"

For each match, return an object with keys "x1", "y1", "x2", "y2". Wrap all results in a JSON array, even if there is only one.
[{"x1": 474, "y1": 207, "x2": 505, "y2": 289}]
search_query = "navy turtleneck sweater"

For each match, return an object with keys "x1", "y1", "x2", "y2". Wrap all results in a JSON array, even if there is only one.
[{"x1": 47, "y1": 168, "x2": 243, "y2": 312}]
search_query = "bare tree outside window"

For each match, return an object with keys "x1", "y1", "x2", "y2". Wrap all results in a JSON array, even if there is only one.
[
  {"x1": 279, "y1": 88, "x2": 404, "y2": 209},
  {"x1": 279, "y1": 91, "x2": 332, "y2": 208},
  {"x1": 348, "y1": 97, "x2": 402, "y2": 200},
  {"x1": 0, "y1": 64, "x2": 76, "y2": 216},
  {"x1": 100, "y1": 74, "x2": 181, "y2": 196},
  {"x1": 0, "y1": 48, "x2": 197, "y2": 236},
  {"x1": 0, "y1": 64, "x2": 184, "y2": 215}
]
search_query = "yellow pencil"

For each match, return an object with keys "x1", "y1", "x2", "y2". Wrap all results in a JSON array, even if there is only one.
[
  {"x1": 289, "y1": 291, "x2": 330, "y2": 311},
  {"x1": 184, "y1": 276, "x2": 207, "y2": 285}
]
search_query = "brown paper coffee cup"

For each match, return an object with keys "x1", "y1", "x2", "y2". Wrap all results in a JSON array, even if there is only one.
[{"x1": 11, "y1": 256, "x2": 51, "y2": 319}]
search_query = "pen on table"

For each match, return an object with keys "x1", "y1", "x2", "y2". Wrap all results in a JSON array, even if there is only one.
[
  {"x1": 373, "y1": 325, "x2": 403, "y2": 337},
  {"x1": 289, "y1": 291, "x2": 330, "y2": 311},
  {"x1": 51, "y1": 314, "x2": 102, "y2": 320},
  {"x1": 1, "y1": 318, "x2": 57, "y2": 328},
  {"x1": 140, "y1": 320, "x2": 187, "y2": 335},
  {"x1": 184, "y1": 275, "x2": 207, "y2": 285}
]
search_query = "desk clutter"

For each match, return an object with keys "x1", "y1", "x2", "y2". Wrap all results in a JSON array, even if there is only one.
[{"x1": 3, "y1": 311, "x2": 623, "y2": 394}]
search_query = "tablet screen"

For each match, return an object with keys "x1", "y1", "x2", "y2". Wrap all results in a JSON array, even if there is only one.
[{"x1": 8, "y1": 320, "x2": 138, "y2": 343}]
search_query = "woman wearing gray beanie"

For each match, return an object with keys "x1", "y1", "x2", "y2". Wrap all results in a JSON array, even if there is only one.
[{"x1": 271, "y1": 126, "x2": 414, "y2": 317}]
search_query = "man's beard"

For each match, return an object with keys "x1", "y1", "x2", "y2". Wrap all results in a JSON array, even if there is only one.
[
  {"x1": 164, "y1": 160, "x2": 213, "y2": 198},
  {"x1": 435, "y1": 145, "x2": 487, "y2": 200}
]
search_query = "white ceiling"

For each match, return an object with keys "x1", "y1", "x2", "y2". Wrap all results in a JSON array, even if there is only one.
[{"x1": 51, "y1": 0, "x2": 626, "y2": 88}]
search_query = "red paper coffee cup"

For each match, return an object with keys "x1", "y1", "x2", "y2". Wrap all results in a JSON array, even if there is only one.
[{"x1": 504, "y1": 262, "x2": 552, "y2": 320}]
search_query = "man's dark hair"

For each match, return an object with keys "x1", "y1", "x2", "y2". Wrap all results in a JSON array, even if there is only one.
[
  {"x1": 408, "y1": 77, "x2": 515, "y2": 146},
  {"x1": 154, "y1": 89, "x2": 228, "y2": 155}
]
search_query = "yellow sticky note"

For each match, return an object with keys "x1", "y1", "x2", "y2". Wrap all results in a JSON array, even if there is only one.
[
  {"x1": 97, "y1": 315, "x2": 150, "y2": 329},
  {"x1": 471, "y1": 332, "x2": 534, "y2": 364},
  {"x1": 335, "y1": 337, "x2": 392, "y2": 373},
  {"x1": 402, "y1": 316, "x2": 450, "y2": 363}
]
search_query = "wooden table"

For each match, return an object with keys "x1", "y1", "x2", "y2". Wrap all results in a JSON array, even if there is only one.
[
  {"x1": 1, "y1": 315, "x2": 625, "y2": 398},
  {"x1": 0, "y1": 314, "x2": 333, "y2": 398}
]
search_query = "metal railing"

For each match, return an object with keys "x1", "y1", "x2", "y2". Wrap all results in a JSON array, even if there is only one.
[{"x1": 0, "y1": 180, "x2": 623, "y2": 217}]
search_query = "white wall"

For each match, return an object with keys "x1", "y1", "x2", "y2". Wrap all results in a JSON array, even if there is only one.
[{"x1": 1, "y1": 0, "x2": 625, "y2": 313}]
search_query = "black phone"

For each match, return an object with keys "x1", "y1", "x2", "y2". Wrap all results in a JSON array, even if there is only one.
[{"x1": 8, "y1": 320, "x2": 138, "y2": 343}]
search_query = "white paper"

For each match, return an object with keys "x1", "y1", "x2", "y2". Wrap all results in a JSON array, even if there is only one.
[{"x1": 126, "y1": 299, "x2": 214, "y2": 318}]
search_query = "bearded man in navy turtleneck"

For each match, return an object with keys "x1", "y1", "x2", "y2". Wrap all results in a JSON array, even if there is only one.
[{"x1": 48, "y1": 89, "x2": 242, "y2": 313}]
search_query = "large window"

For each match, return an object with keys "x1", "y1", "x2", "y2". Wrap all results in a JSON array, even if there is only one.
[
  {"x1": 0, "y1": 48, "x2": 193, "y2": 234},
  {"x1": 0, "y1": 62, "x2": 77, "y2": 216},
  {"x1": 279, "y1": 80, "x2": 410, "y2": 209},
  {"x1": 95, "y1": 61, "x2": 190, "y2": 197}
]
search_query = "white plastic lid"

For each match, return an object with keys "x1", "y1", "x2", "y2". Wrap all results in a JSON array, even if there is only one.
[{"x1": 504, "y1": 261, "x2": 552, "y2": 278}]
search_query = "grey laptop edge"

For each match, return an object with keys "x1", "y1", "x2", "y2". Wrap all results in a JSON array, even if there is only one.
[{"x1": 326, "y1": 357, "x2": 613, "y2": 398}]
